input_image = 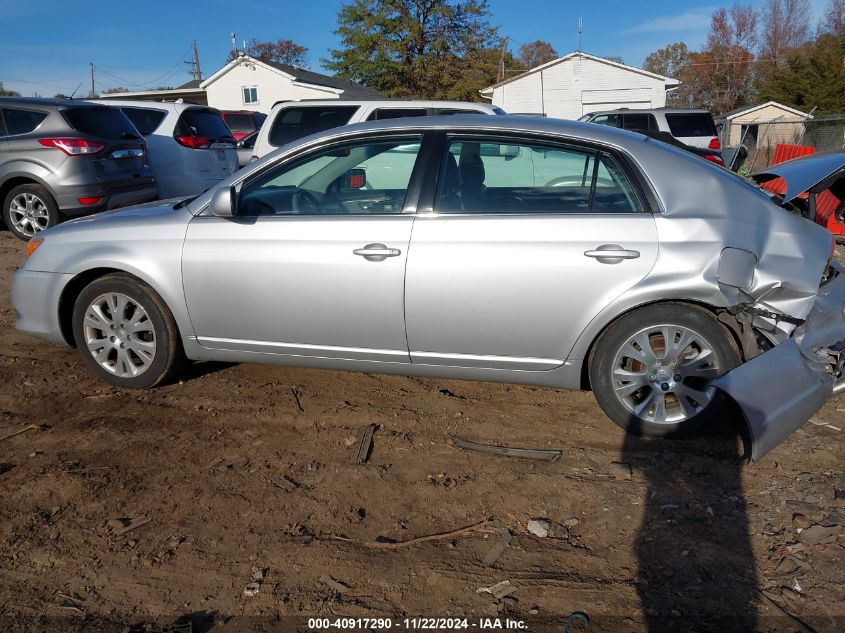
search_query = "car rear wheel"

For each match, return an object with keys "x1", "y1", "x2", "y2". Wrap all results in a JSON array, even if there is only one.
[
  {"x1": 2, "y1": 184, "x2": 60, "y2": 240},
  {"x1": 71, "y1": 274, "x2": 184, "y2": 389},
  {"x1": 589, "y1": 303, "x2": 740, "y2": 437}
]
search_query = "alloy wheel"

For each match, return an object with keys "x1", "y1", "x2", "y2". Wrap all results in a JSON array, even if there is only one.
[
  {"x1": 610, "y1": 324, "x2": 721, "y2": 425},
  {"x1": 82, "y1": 293, "x2": 156, "y2": 378},
  {"x1": 9, "y1": 193, "x2": 51, "y2": 237}
]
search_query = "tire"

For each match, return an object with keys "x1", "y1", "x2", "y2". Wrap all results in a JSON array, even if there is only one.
[
  {"x1": 71, "y1": 274, "x2": 185, "y2": 389},
  {"x1": 2, "y1": 183, "x2": 60, "y2": 240},
  {"x1": 589, "y1": 303, "x2": 740, "y2": 437}
]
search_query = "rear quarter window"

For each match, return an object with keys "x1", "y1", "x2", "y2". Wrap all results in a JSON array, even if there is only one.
[
  {"x1": 268, "y1": 105, "x2": 359, "y2": 147},
  {"x1": 224, "y1": 113, "x2": 255, "y2": 133},
  {"x1": 176, "y1": 109, "x2": 233, "y2": 141},
  {"x1": 62, "y1": 107, "x2": 140, "y2": 139},
  {"x1": 1, "y1": 108, "x2": 47, "y2": 135},
  {"x1": 366, "y1": 108, "x2": 428, "y2": 121},
  {"x1": 120, "y1": 107, "x2": 166, "y2": 135},
  {"x1": 665, "y1": 113, "x2": 717, "y2": 137}
]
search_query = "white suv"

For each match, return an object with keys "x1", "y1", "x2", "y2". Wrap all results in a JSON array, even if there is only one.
[
  {"x1": 95, "y1": 100, "x2": 239, "y2": 199},
  {"x1": 252, "y1": 99, "x2": 504, "y2": 160},
  {"x1": 579, "y1": 108, "x2": 719, "y2": 150}
]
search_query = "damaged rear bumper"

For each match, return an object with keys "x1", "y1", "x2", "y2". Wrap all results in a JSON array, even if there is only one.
[{"x1": 713, "y1": 268, "x2": 845, "y2": 462}]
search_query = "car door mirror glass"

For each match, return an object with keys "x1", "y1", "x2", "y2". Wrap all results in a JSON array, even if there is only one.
[
  {"x1": 210, "y1": 186, "x2": 236, "y2": 217},
  {"x1": 343, "y1": 169, "x2": 366, "y2": 190}
]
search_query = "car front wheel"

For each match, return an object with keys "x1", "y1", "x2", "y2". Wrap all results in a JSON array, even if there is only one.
[
  {"x1": 589, "y1": 303, "x2": 740, "y2": 437},
  {"x1": 71, "y1": 274, "x2": 184, "y2": 389}
]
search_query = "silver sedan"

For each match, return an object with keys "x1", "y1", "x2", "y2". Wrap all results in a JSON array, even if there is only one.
[{"x1": 12, "y1": 116, "x2": 845, "y2": 461}]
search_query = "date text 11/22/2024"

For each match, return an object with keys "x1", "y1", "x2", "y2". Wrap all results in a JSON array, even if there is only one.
[{"x1": 307, "y1": 617, "x2": 532, "y2": 630}]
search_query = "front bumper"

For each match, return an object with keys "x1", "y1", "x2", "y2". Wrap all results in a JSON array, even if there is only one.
[
  {"x1": 11, "y1": 269, "x2": 74, "y2": 345},
  {"x1": 714, "y1": 269, "x2": 845, "y2": 462}
]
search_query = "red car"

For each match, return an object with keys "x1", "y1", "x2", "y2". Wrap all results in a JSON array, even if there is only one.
[
  {"x1": 752, "y1": 145, "x2": 845, "y2": 238},
  {"x1": 220, "y1": 110, "x2": 267, "y2": 141}
]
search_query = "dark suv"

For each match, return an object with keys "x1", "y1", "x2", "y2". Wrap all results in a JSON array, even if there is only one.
[{"x1": 0, "y1": 98, "x2": 157, "y2": 240}]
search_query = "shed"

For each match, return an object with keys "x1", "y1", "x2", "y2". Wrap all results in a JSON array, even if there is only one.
[
  {"x1": 718, "y1": 101, "x2": 813, "y2": 148},
  {"x1": 480, "y1": 52, "x2": 679, "y2": 120}
]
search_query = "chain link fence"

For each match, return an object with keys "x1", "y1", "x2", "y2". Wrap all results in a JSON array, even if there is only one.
[{"x1": 719, "y1": 114, "x2": 845, "y2": 173}]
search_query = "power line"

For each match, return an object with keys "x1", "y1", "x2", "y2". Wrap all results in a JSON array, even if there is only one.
[{"x1": 94, "y1": 43, "x2": 194, "y2": 88}]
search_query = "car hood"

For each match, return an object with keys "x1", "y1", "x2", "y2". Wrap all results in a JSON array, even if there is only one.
[{"x1": 752, "y1": 152, "x2": 845, "y2": 203}]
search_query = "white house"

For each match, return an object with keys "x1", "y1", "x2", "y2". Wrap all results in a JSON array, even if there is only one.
[
  {"x1": 480, "y1": 52, "x2": 679, "y2": 120},
  {"x1": 100, "y1": 55, "x2": 380, "y2": 112},
  {"x1": 200, "y1": 55, "x2": 381, "y2": 113}
]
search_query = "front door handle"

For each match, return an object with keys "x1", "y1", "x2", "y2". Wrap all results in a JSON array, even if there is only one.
[
  {"x1": 353, "y1": 243, "x2": 402, "y2": 262},
  {"x1": 584, "y1": 244, "x2": 640, "y2": 264}
]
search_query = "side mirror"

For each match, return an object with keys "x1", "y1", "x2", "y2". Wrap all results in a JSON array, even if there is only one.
[
  {"x1": 343, "y1": 168, "x2": 366, "y2": 189},
  {"x1": 210, "y1": 186, "x2": 236, "y2": 217}
]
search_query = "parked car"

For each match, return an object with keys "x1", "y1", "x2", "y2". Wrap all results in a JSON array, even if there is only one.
[
  {"x1": 579, "y1": 108, "x2": 720, "y2": 150},
  {"x1": 752, "y1": 147, "x2": 845, "y2": 233},
  {"x1": 252, "y1": 99, "x2": 504, "y2": 159},
  {"x1": 236, "y1": 131, "x2": 258, "y2": 168},
  {"x1": 12, "y1": 116, "x2": 845, "y2": 462},
  {"x1": 220, "y1": 110, "x2": 266, "y2": 141},
  {"x1": 0, "y1": 97, "x2": 157, "y2": 240},
  {"x1": 642, "y1": 130, "x2": 726, "y2": 168},
  {"x1": 95, "y1": 100, "x2": 238, "y2": 199}
]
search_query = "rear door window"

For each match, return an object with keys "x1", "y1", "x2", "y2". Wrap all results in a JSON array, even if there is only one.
[
  {"x1": 120, "y1": 107, "x2": 166, "y2": 135},
  {"x1": 665, "y1": 113, "x2": 717, "y2": 137},
  {"x1": 268, "y1": 105, "x2": 360, "y2": 147},
  {"x1": 436, "y1": 138, "x2": 643, "y2": 214},
  {"x1": 175, "y1": 109, "x2": 234, "y2": 142},
  {"x1": 366, "y1": 108, "x2": 428, "y2": 121},
  {"x1": 62, "y1": 107, "x2": 140, "y2": 139},
  {"x1": 2, "y1": 108, "x2": 48, "y2": 135},
  {"x1": 621, "y1": 113, "x2": 656, "y2": 132},
  {"x1": 435, "y1": 108, "x2": 485, "y2": 116}
]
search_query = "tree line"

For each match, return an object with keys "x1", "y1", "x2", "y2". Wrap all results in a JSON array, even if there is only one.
[{"x1": 644, "y1": 0, "x2": 844, "y2": 114}]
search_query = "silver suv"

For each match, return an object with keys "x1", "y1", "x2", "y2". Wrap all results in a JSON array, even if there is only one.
[{"x1": 0, "y1": 98, "x2": 157, "y2": 240}]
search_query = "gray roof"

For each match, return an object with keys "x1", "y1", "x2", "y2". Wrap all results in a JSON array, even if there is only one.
[
  {"x1": 176, "y1": 79, "x2": 203, "y2": 90},
  {"x1": 263, "y1": 61, "x2": 382, "y2": 98}
]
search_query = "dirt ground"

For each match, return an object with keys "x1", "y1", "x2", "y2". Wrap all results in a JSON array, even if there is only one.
[{"x1": 0, "y1": 229, "x2": 843, "y2": 633}]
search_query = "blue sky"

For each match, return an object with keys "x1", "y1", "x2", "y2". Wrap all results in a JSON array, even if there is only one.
[{"x1": 0, "y1": 0, "x2": 831, "y2": 96}]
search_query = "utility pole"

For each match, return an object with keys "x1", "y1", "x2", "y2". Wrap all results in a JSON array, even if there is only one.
[
  {"x1": 184, "y1": 40, "x2": 202, "y2": 82},
  {"x1": 89, "y1": 62, "x2": 95, "y2": 97},
  {"x1": 498, "y1": 37, "x2": 508, "y2": 83}
]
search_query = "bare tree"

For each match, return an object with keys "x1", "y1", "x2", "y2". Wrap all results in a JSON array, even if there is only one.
[
  {"x1": 760, "y1": 0, "x2": 811, "y2": 63},
  {"x1": 517, "y1": 40, "x2": 558, "y2": 68},
  {"x1": 823, "y1": 0, "x2": 845, "y2": 34},
  {"x1": 694, "y1": 3, "x2": 759, "y2": 113}
]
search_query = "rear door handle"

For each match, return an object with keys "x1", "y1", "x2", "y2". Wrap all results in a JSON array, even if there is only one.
[
  {"x1": 353, "y1": 243, "x2": 402, "y2": 262},
  {"x1": 584, "y1": 244, "x2": 641, "y2": 264}
]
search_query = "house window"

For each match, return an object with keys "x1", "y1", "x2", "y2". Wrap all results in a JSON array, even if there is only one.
[{"x1": 242, "y1": 86, "x2": 258, "y2": 105}]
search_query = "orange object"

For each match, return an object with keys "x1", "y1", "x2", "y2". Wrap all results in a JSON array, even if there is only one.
[{"x1": 26, "y1": 238, "x2": 44, "y2": 258}]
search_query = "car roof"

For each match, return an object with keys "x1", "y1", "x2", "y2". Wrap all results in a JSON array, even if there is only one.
[
  {"x1": 281, "y1": 114, "x2": 654, "y2": 154},
  {"x1": 88, "y1": 99, "x2": 219, "y2": 113},
  {"x1": 270, "y1": 98, "x2": 497, "y2": 110},
  {"x1": 0, "y1": 97, "x2": 112, "y2": 109},
  {"x1": 587, "y1": 107, "x2": 713, "y2": 116}
]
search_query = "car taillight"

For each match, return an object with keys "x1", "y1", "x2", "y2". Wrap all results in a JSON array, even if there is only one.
[
  {"x1": 703, "y1": 154, "x2": 725, "y2": 167},
  {"x1": 38, "y1": 138, "x2": 105, "y2": 156},
  {"x1": 708, "y1": 138, "x2": 720, "y2": 150},
  {"x1": 78, "y1": 197, "x2": 102, "y2": 205},
  {"x1": 175, "y1": 135, "x2": 211, "y2": 149}
]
